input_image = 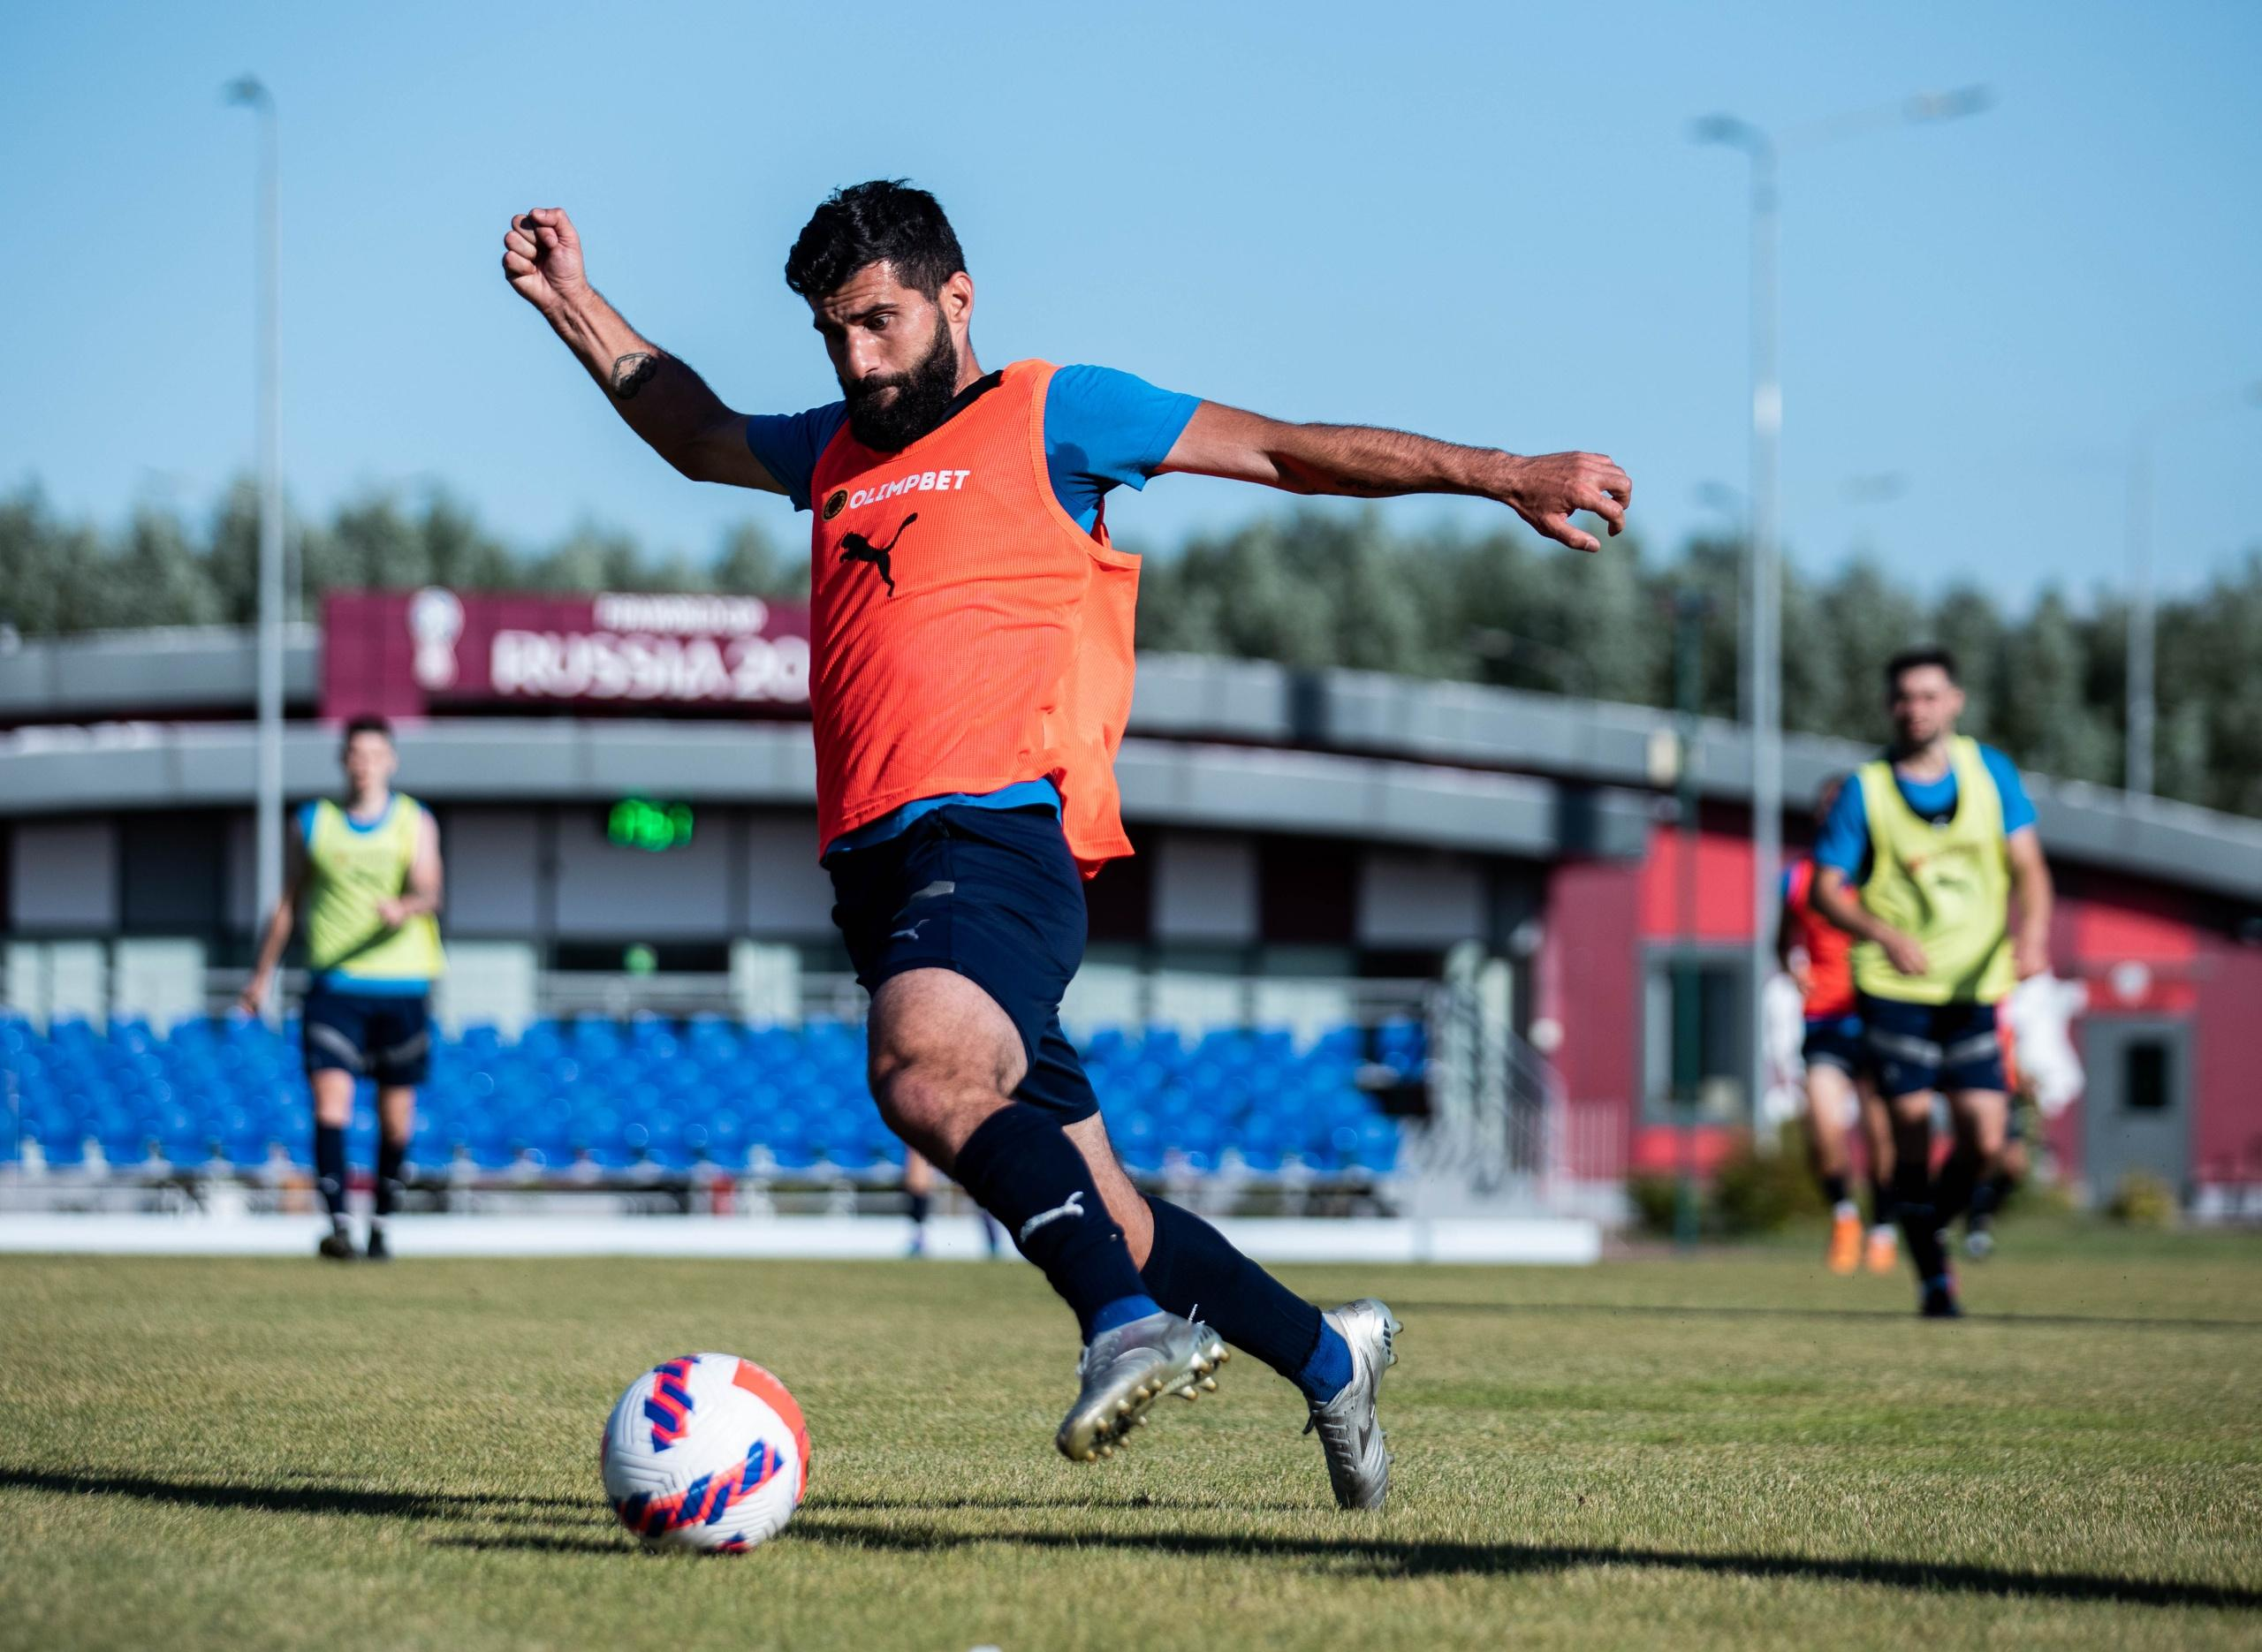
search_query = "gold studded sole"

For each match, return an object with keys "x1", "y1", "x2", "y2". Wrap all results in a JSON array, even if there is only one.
[{"x1": 1058, "y1": 1338, "x2": 1229, "y2": 1463}]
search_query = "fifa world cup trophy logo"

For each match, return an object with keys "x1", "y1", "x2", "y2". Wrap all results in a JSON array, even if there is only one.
[{"x1": 407, "y1": 587, "x2": 465, "y2": 690}]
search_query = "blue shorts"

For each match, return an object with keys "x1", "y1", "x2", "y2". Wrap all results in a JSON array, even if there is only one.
[
  {"x1": 1802, "y1": 1013, "x2": 1867, "y2": 1076},
  {"x1": 826, "y1": 803, "x2": 1098, "y2": 1124},
  {"x1": 303, "y1": 983, "x2": 433, "y2": 1087},
  {"x1": 1857, "y1": 993, "x2": 2005, "y2": 1098}
]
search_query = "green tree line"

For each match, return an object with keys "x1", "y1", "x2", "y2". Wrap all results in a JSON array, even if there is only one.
[
  {"x1": 4, "y1": 482, "x2": 2257, "y2": 817},
  {"x1": 1138, "y1": 511, "x2": 2261, "y2": 819}
]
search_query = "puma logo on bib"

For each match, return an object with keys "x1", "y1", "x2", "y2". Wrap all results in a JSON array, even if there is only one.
[{"x1": 839, "y1": 512, "x2": 918, "y2": 595}]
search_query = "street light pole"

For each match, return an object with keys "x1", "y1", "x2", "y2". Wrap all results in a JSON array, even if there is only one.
[
  {"x1": 1748, "y1": 139, "x2": 1783, "y2": 1135},
  {"x1": 227, "y1": 74, "x2": 283, "y2": 1024},
  {"x1": 1694, "y1": 87, "x2": 1989, "y2": 1127},
  {"x1": 2124, "y1": 383, "x2": 2262, "y2": 798},
  {"x1": 2124, "y1": 432, "x2": 2155, "y2": 799},
  {"x1": 1690, "y1": 115, "x2": 1782, "y2": 1132}
]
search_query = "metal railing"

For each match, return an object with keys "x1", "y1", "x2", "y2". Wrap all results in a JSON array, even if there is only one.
[{"x1": 1411, "y1": 948, "x2": 1561, "y2": 1204}]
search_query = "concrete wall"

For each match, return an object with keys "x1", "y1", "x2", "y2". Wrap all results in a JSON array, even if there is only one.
[
  {"x1": 1356, "y1": 851, "x2": 1487, "y2": 948},
  {"x1": 9, "y1": 819, "x2": 117, "y2": 932},
  {"x1": 740, "y1": 815, "x2": 833, "y2": 936},
  {"x1": 441, "y1": 808, "x2": 543, "y2": 937},
  {"x1": 552, "y1": 806, "x2": 734, "y2": 940},
  {"x1": 1151, "y1": 834, "x2": 1258, "y2": 944}
]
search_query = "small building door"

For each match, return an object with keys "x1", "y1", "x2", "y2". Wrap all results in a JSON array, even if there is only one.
[{"x1": 2081, "y1": 1018, "x2": 2193, "y2": 1201}]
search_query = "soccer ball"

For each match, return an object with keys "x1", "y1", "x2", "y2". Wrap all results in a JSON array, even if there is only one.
[{"x1": 601, "y1": 1352, "x2": 810, "y2": 1552}]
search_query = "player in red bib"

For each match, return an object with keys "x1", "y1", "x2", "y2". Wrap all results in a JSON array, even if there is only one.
[
  {"x1": 1778, "y1": 777, "x2": 1895, "y2": 1276},
  {"x1": 505, "y1": 182, "x2": 1630, "y2": 1506}
]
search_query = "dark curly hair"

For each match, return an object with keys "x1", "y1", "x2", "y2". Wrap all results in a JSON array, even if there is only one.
[
  {"x1": 784, "y1": 179, "x2": 967, "y2": 300},
  {"x1": 1885, "y1": 646, "x2": 1959, "y2": 688}
]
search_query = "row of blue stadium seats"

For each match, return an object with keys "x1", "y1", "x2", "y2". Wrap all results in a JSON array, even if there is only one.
[
  {"x1": 11, "y1": 1013, "x2": 1423, "y2": 1067},
  {"x1": 2, "y1": 1013, "x2": 1419, "y2": 1178},
  {"x1": 4, "y1": 1106, "x2": 1399, "y2": 1178}
]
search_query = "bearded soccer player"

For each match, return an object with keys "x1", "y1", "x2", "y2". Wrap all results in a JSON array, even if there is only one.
[
  {"x1": 502, "y1": 182, "x2": 1630, "y2": 1504},
  {"x1": 1778, "y1": 775, "x2": 1894, "y2": 1276},
  {"x1": 1810, "y1": 648, "x2": 2053, "y2": 1318},
  {"x1": 242, "y1": 716, "x2": 445, "y2": 1262}
]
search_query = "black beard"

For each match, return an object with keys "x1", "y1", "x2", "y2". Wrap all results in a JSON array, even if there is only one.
[{"x1": 842, "y1": 315, "x2": 960, "y2": 451}]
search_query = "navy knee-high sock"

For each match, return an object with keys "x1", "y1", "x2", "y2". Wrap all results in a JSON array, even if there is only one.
[
  {"x1": 1933, "y1": 1143, "x2": 1984, "y2": 1227},
  {"x1": 374, "y1": 1134, "x2": 407, "y2": 1225},
  {"x1": 951, "y1": 1104, "x2": 1154, "y2": 1340},
  {"x1": 1969, "y1": 1165, "x2": 2014, "y2": 1222},
  {"x1": 1139, "y1": 1196, "x2": 1348, "y2": 1403},
  {"x1": 1867, "y1": 1171, "x2": 1896, "y2": 1230},
  {"x1": 314, "y1": 1124, "x2": 349, "y2": 1228},
  {"x1": 1892, "y1": 1155, "x2": 1948, "y2": 1287}
]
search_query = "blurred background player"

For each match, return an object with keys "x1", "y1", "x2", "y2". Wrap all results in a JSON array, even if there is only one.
[
  {"x1": 901, "y1": 1147, "x2": 1002, "y2": 1258},
  {"x1": 1812, "y1": 648, "x2": 2053, "y2": 1316},
  {"x1": 503, "y1": 180, "x2": 1628, "y2": 1499},
  {"x1": 1778, "y1": 775, "x2": 1894, "y2": 1275},
  {"x1": 241, "y1": 716, "x2": 444, "y2": 1261}
]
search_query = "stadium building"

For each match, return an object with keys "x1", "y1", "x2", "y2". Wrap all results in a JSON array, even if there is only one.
[{"x1": 4, "y1": 590, "x2": 2259, "y2": 1218}]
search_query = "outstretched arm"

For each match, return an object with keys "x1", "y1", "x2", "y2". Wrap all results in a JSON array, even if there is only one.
[
  {"x1": 1158, "y1": 402, "x2": 1631, "y2": 552},
  {"x1": 502, "y1": 208, "x2": 781, "y2": 492}
]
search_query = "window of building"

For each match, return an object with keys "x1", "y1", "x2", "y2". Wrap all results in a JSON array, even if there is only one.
[
  {"x1": 120, "y1": 812, "x2": 226, "y2": 937},
  {"x1": 2123, "y1": 1040, "x2": 2170, "y2": 1113},
  {"x1": 1643, "y1": 950, "x2": 1747, "y2": 1122}
]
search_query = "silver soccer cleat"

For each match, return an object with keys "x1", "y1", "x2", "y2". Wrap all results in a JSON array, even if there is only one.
[
  {"x1": 1303, "y1": 1298, "x2": 1400, "y2": 1511},
  {"x1": 1056, "y1": 1310, "x2": 1228, "y2": 1463}
]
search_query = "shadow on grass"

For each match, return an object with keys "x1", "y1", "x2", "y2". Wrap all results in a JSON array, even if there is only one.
[
  {"x1": 789, "y1": 1518, "x2": 2262, "y2": 1611},
  {"x1": 812, "y1": 1491, "x2": 1311, "y2": 1515},
  {"x1": 0, "y1": 1467, "x2": 593, "y2": 1525},
  {"x1": 1391, "y1": 1300, "x2": 2262, "y2": 1332},
  {"x1": 429, "y1": 1532, "x2": 634, "y2": 1556},
  {"x1": 16, "y1": 1466, "x2": 2253, "y2": 1609}
]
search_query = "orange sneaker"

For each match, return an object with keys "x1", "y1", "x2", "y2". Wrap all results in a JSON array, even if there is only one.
[
  {"x1": 1826, "y1": 1210, "x2": 1863, "y2": 1274},
  {"x1": 1865, "y1": 1226, "x2": 1899, "y2": 1274}
]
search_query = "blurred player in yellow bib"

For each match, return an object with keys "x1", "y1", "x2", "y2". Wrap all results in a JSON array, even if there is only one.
[
  {"x1": 1811, "y1": 649, "x2": 2053, "y2": 1316},
  {"x1": 243, "y1": 715, "x2": 444, "y2": 1261}
]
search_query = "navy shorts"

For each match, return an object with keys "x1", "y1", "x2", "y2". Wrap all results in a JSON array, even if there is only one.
[
  {"x1": 826, "y1": 804, "x2": 1098, "y2": 1124},
  {"x1": 1802, "y1": 1013, "x2": 1867, "y2": 1077},
  {"x1": 303, "y1": 983, "x2": 433, "y2": 1087},
  {"x1": 1858, "y1": 993, "x2": 2005, "y2": 1099}
]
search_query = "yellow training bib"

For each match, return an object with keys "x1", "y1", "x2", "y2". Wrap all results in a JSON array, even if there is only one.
[
  {"x1": 302, "y1": 795, "x2": 444, "y2": 985},
  {"x1": 1849, "y1": 737, "x2": 2014, "y2": 1005}
]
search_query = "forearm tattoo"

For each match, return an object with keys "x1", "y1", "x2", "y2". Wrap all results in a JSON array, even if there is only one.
[{"x1": 611, "y1": 352, "x2": 662, "y2": 400}]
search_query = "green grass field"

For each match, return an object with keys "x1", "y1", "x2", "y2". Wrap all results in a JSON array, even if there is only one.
[{"x1": 4, "y1": 1231, "x2": 2258, "y2": 1651}]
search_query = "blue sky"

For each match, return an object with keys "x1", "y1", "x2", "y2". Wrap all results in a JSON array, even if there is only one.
[{"x1": 4, "y1": 0, "x2": 2258, "y2": 605}]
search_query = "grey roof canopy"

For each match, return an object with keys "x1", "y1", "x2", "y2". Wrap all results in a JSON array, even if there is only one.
[{"x1": 2, "y1": 629, "x2": 2258, "y2": 900}]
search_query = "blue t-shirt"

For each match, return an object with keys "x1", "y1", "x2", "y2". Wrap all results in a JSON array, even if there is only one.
[
  {"x1": 744, "y1": 363, "x2": 1198, "y2": 533},
  {"x1": 1814, "y1": 745, "x2": 2037, "y2": 882}
]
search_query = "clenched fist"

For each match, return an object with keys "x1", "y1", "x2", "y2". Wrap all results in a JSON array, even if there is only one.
[{"x1": 502, "y1": 207, "x2": 589, "y2": 316}]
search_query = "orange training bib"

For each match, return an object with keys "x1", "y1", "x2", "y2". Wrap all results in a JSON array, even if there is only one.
[{"x1": 806, "y1": 360, "x2": 1139, "y2": 875}]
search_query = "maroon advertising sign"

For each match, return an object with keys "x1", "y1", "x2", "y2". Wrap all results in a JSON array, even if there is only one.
[{"x1": 323, "y1": 590, "x2": 812, "y2": 721}]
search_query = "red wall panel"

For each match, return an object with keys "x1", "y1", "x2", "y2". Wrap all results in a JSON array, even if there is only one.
[{"x1": 1638, "y1": 824, "x2": 1756, "y2": 943}]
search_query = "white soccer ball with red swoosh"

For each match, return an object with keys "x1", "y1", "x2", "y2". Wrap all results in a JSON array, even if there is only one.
[{"x1": 601, "y1": 1352, "x2": 810, "y2": 1552}]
